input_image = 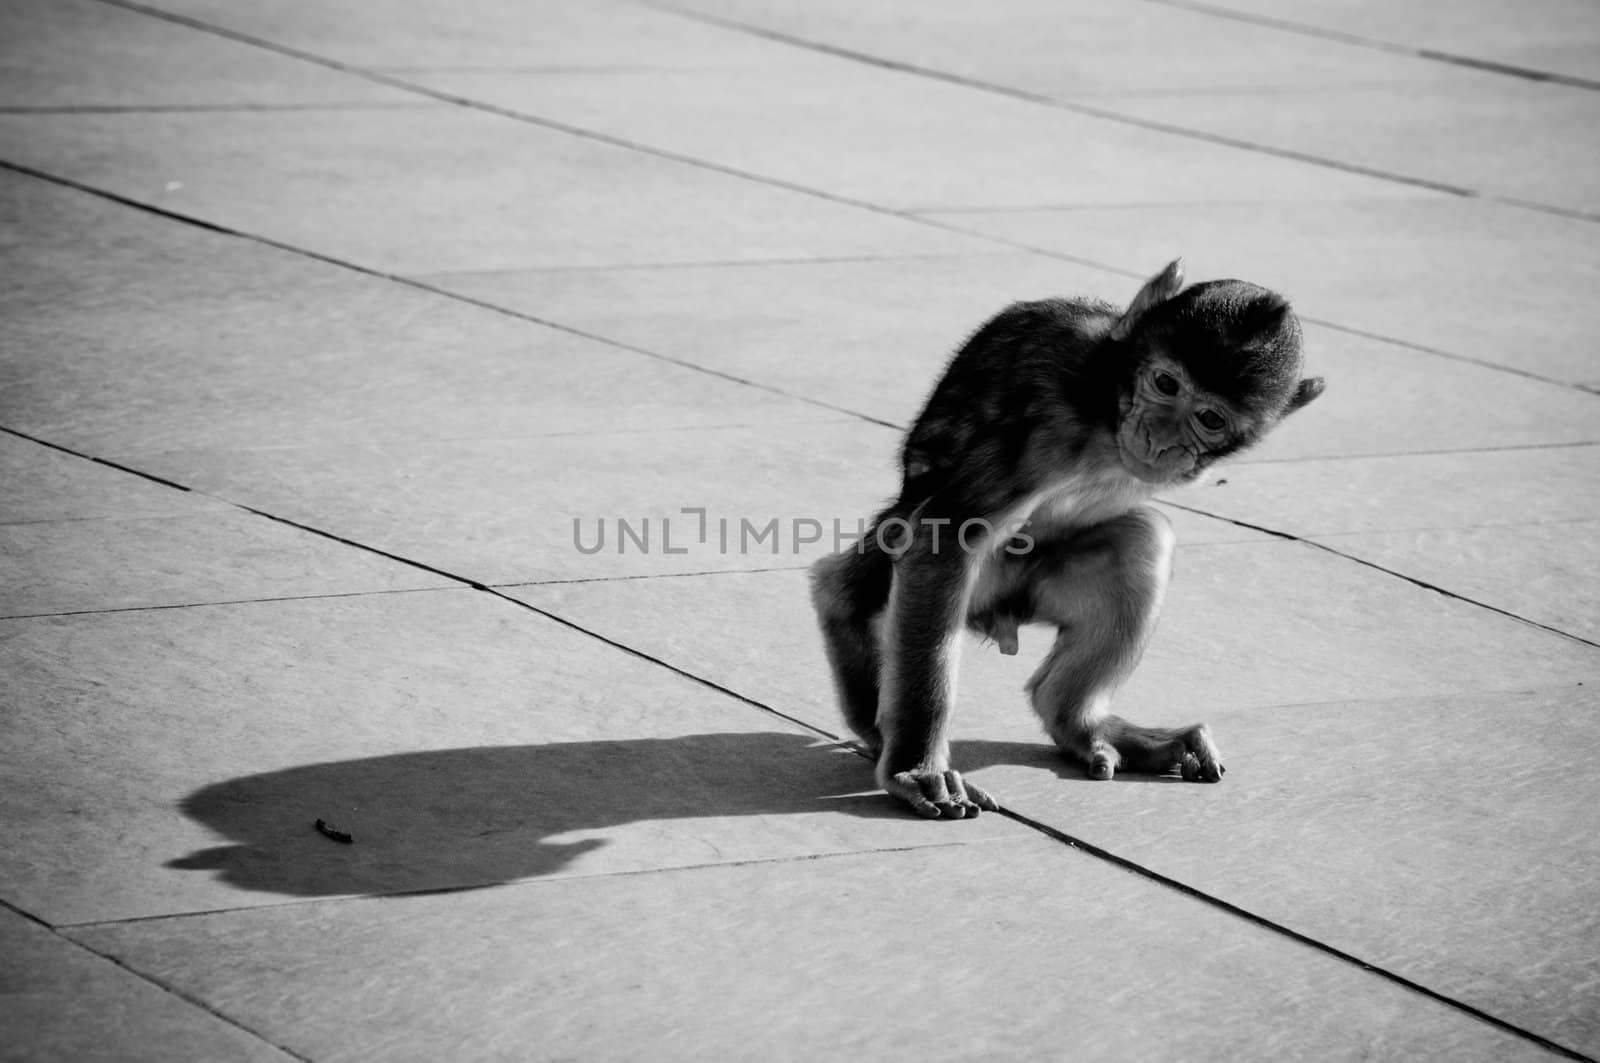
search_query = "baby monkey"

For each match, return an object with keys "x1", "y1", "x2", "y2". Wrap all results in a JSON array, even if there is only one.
[{"x1": 811, "y1": 260, "x2": 1323, "y2": 819}]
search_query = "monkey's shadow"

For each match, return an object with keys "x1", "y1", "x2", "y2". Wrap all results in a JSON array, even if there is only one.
[
  {"x1": 167, "y1": 731, "x2": 1173, "y2": 899},
  {"x1": 167, "y1": 732, "x2": 884, "y2": 899}
]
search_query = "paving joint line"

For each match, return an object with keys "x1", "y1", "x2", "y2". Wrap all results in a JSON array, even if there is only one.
[
  {"x1": 491, "y1": 564, "x2": 811, "y2": 589},
  {"x1": 0, "y1": 898, "x2": 311, "y2": 1062},
  {"x1": 64, "y1": 1, "x2": 1599, "y2": 398},
  {"x1": 0, "y1": 895, "x2": 55, "y2": 930},
  {"x1": 411, "y1": 417, "x2": 867, "y2": 444},
  {"x1": 0, "y1": 158, "x2": 1587, "y2": 641},
  {"x1": 55, "y1": 839, "x2": 1004, "y2": 931},
  {"x1": 911, "y1": 196, "x2": 1433, "y2": 213},
  {"x1": 86, "y1": 0, "x2": 996, "y2": 221},
  {"x1": 1163, "y1": 501, "x2": 1600, "y2": 649},
  {"x1": 1231, "y1": 440, "x2": 1600, "y2": 465},
  {"x1": 997, "y1": 806, "x2": 1597, "y2": 1062},
  {"x1": 1140, "y1": 680, "x2": 1593, "y2": 718},
  {"x1": 1298, "y1": 318, "x2": 1588, "y2": 390},
  {"x1": 0, "y1": 424, "x2": 196, "y2": 492},
  {"x1": 1313, "y1": 515, "x2": 1600, "y2": 535},
  {"x1": 416, "y1": 248, "x2": 1026, "y2": 277},
  {"x1": 217, "y1": 505, "x2": 848, "y2": 744},
  {"x1": 93, "y1": 947, "x2": 314, "y2": 1062},
  {"x1": 0, "y1": 102, "x2": 444, "y2": 114},
  {"x1": 648, "y1": 2, "x2": 1600, "y2": 225},
  {"x1": 6, "y1": 427, "x2": 1594, "y2": 1056},
  {"x1": 1127, "y1": 0, "x2": 1600, "y2": 92},
  {"x1": 823, "y1": 738, "x2": 1595, "y2": 1059},
  {"x1": 3, "y1": 512, "x2": 196, "y2": 527},
  {"x1": 0, "y1": 587, "x2": 453, "y2": 623},
  {"x1": 910, "y1": 215, "x2": 1591, "y2": 395},
  {"x1": 0, "y1": 160, "x2": 900, "y2": 431}
]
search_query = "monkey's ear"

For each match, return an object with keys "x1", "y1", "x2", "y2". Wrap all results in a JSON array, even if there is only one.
[
  {"x1": 1111, "y1": 258, "x2": 1185, "y2": 341},
  {"x1": 1286, "y1": 376, "x2": 1326, "y2": 413}
]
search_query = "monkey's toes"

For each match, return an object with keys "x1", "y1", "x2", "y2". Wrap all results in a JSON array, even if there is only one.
[{"x1": 1180, "y1": 752, "x2": 1225, "y2": 782}]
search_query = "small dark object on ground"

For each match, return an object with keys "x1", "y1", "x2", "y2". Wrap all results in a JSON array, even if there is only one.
[{"x1": 314, "y1": 818, "x2": 354, "y2": 844}]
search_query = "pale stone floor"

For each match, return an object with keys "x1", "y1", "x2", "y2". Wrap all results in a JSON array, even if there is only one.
[{"x1": 2, "y1": 1, "x2": 1598, "y2": 1060}]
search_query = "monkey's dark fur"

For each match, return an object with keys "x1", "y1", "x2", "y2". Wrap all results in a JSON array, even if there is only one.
[{"x1": 811, "y1": 261, "x2": 1323, "y2": 819}]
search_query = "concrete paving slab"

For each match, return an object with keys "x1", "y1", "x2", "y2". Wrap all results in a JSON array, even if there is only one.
[
  {"x1": 667, "y1": 0, "x2": 1600, "y2": 219},
  {"x1": 0, "y1": 0, "x2": 418, "y2": 109},
  {"x1": 0, "y1": 908, "x2": 292, "y2": 1063},
  {"x1": 139, "y1": 0, "x2": 818, "y2": 72},
  {"x1": 0, "y1": 505, "x2": 449, "y2": 618},
  {"x1": 670, "y1": 0, "x2": 1446, "y2": 95},
  {"x1": 1311, "y1": 521, "x2": 1600, "y2": 642},
  {"x1": 132, "y1": 418, "x2": 1271, "y2": 593},
  {"x1": 0, "y1": 108, "x2": 981, "y2": 275},
  {"x1": 0, "y1": 432, "x2": 222, "y2": 523},
  {"x1": 5, "y1": 317, "x2": 830, "y2": 458},
  {"x1": 1082, "y1": 75, "x2": 1600, "y2": 215},
  {"x1": 421, "y1": 253, "x2": 1154, "y2": 429},
  {"x1": 405, "y1": 59, "x2": 1420, "y2": 211},
  {"x1": 925, "y1": 198, "x2": 1600, "y2": 387},
  {"x1": 511, "y1": 562, "x2": 1600, "y2": 1055},
  {"x1": 66, "y1": 839, "x2": 1556, "y2": 1063},
  {"x1": 6, "y1": 1, "x2": 1596, "y2": 1057},
  {"x1": 1258, "y1": 330, "x2": 1600, "y2": 461},
  {"x1": 1199, "y1": 0, "x2": 1600, "y2": 82},
  {"x1": 969, "y1": 686, "x2": 1600, "y2": 1058},
  {"x1": 1165, "y1": 444, "x2": 1600, "y2": 537},
  {"x1": 1111, "y1": 538, "x2": 1600, "y2": 710},
  {"x1": 510, "y1": 542, "x2": 1598, "y2": 750},
  {"x1": 0, "y1": 589, "x2": 1019, "y2": 925},
  {"x1": 0, "y1": 172, "x2": 833, "y2": 457},
  {"x1": 128, "y1": 421, "x2": 898, "y2": 584},
  {"x1": 0, "y1": 167, "x2": 316, "y2": 307},
  {"x1": 424, "y1": 255, "x2": 1600, "y2": 459}
]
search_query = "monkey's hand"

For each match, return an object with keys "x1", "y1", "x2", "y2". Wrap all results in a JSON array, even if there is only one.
[{"x1": 879, "y1": 762, "x2": 1000, "y2": 819}]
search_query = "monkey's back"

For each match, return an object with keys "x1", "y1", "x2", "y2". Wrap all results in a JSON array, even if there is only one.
[{"x1": 898, "y1": 297, "x2": 1123, "y2": 512}]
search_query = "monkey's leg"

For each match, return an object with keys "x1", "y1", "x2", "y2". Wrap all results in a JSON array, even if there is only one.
[
  {"x1": 877, "y1": 526, "x2": 999, "y2": 818},
  {"x1": 810, "y1": 544, "x2": 891, "y2": 754},
  {"x1": 1022, "y1": 507, "x2": 1224, "y2": 782}
]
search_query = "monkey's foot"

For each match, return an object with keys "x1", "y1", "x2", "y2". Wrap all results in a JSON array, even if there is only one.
[
  {"x1": 880, "y1": 765, "x2": 1000, "y2": 820},
  {"x1": 1068, "y1": 719, "x2": 1224, "y2": 782}
]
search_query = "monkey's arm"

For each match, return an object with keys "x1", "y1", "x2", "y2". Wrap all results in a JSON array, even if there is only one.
[{"x1": 876, "y1": 522, "x2": 999, "y2": 819}]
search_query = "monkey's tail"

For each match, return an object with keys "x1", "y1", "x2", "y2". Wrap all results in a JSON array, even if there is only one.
[
  {"x1": 810, "y1": 504, "x2": 903, "y2": 624},
  {"x1": 809, "y1": 510, "x2": 901, "y2": 745}
]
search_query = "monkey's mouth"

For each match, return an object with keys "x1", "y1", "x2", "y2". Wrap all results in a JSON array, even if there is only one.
[
  {"x1": 1118, "y1": 425, "x2": 1195, "y2": 484},
  {"x1": 1122, "y1": 453, "x2": 1187, "y2": 484}
]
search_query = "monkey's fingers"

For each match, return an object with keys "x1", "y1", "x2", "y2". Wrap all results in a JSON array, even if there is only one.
[
  {"x1": 886, "y1": 770, "x2": 973, "y2": 819},
  {"x1": 941, "y1": 770, "x2": 982, "y2": 818},
  {"x1": 961, "y1": 775, "x2": 1001, "y2": 812},
  {"x1": 885, "y1": 771, "x2": 946, "y2": 818}
]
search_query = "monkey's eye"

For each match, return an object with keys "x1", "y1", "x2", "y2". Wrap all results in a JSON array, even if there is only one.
[
  {"x1": 1196, "y1": 409, "x2": 1227, "y2": 432},
  {"x1": 1152, "y1": 372, "x2": 1180, "y2": 396}
]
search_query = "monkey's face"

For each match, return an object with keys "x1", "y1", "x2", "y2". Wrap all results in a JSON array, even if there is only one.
[
  {"x1": 1111, "y1": 275, "x2": 1326, "y2": 485},
  {"x1": 1116, "y1": 356, "x2": 1251, "y2": 484}
]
